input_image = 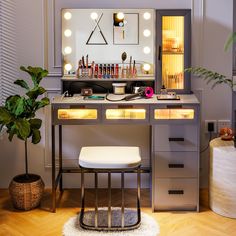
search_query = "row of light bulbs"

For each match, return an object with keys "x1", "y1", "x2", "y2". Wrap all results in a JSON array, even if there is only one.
[
  {"x1": 63, "y1": 11, "x2": 152, "y2": 72},
  {"x1": 64, "y1": 11, "x2": 151, "y2": 21}
]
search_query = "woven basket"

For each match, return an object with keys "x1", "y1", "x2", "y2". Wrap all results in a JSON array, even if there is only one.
[{"x1": 9, "y1": 174, "x2": 45, "y2": 211}]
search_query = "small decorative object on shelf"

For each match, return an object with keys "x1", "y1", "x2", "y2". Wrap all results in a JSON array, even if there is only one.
[{"x1": 219, "y1": 127, "x2": 233, "y2": 141}]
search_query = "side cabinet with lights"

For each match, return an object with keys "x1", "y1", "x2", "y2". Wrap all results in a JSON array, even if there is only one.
[
  {"x1": 151, "y1": 103, "x2": 200, "y2": 211},
  {"x1": 156, "y1": 10, "x2": 191, "y2": 93}
]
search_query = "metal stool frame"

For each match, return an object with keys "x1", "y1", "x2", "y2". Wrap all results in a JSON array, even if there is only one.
[{"x1": 79, "y1": 166, "x2": 141, "y2": 231}]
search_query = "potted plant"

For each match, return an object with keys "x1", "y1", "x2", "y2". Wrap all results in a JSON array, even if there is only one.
[
  {"x1": 185, "y1": 32, "x2": 236, "y2": 147},
  {"x1": 0, "y1": 66, "x2": 50, "y2": 210}
]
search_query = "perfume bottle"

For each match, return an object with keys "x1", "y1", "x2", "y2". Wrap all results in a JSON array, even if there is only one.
[{"x1": 160, "y1": 85, "x2": 168, "y2": 95}]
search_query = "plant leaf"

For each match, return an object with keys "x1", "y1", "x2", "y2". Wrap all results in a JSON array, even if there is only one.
[
  {"x1": 14, "y1": 79, "x2": 30, "y2": 90},
  {"x1": 224, "y1": 32, "x2": 236, "y2": 51},
  {"x1": 0, "y1": 107, "x2": 12, "y2": 124},
  {"x1": 7, "y1": 123, "x2": 17, "y2": 141},
  {"x1": 35, "y1": 97, "x2": 50, "y2": 110},
  {"x1": 29, "y1": 118, "x2": 42, "y2": 129},
  {"x1": 15, "y1": 119, "x2": 31, "y2": 140},
  {"x1": 32, "y1": 129, "x2": 41, "y2": 144},
  {"x1": 26, "y1": 86, "x2": 46, "y2": 99}
]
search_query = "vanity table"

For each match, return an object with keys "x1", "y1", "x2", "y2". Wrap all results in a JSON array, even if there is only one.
[{"x1": 51, "y1": 94, "x2": 200, "y2": 212}]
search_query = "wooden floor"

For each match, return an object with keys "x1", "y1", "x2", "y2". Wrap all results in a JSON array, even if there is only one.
[{"x1": 0, "y1": 189, "x2": 236, "y2": 236}]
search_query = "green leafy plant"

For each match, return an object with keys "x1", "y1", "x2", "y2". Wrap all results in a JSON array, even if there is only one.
[
  {"x1": 224, "y1": 32, "x2": 236, "y2": 51},
  {"x1": 0, "y1": 66, "x2": 50, "y2": 177},
  {"x1": 185, "y1": 67, "x2": 235, "y2": 90},
  {"x1": 185, "y1": 32, "x2": 236, "y2": 90}
]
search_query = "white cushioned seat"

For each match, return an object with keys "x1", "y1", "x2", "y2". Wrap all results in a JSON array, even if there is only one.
[{"x1": 79, "y1": 146, "x2": 141, "y2": 169}]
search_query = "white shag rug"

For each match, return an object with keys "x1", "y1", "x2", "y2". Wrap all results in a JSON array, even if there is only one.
[{"x1": 63, "y1": 208, "x2": 160, "y2": 236}]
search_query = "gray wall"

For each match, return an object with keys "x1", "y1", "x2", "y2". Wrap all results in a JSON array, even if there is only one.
[{"x1": 0, "y1": 0, "x2": 233, "y2": 188}]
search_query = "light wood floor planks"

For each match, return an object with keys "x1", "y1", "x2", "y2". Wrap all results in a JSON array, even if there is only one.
[{"x1": 0, "y1": 189, "x2": 236, "y2": 236}]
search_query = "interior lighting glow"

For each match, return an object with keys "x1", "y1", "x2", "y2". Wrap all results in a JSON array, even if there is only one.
[
  {"x1": 143, "y1": 12, "x2": 151, "y2": 20},
  {"x1": 64, "y1": 29, "x2": 72, "y2": 37}
]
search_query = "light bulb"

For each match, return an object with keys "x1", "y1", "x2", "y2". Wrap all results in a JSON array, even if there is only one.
[
  {"x1": 117, "y1": 12, "x2": 125, "y2": 20},
  {"x1": 143, "y1": 46, "x2": 151, "y2": 54},
  {"x1": 64, "y1": 29, "x2": 72, "y2": 37},
  {"x1": 65, "y1": 63, "x2": 72, "y2": 71},
  {"x1": 64, "y1": 46, "x2": 72, "y2": 55},
  {"x1": 143, "y1": 12, "x2": 151, "y2": 20},
  {"x1": 143, "y1": 63, "x2": 151, "y2": 72},
  {"x1": 64, "y1": 12, "x2": 72, "y2": 20},
  {"x1": 90, "y1": 12, "x2": 98, "y2": 20},
  {"x1": 143, "y1": 29, "x2": 151, "y2": 37}
]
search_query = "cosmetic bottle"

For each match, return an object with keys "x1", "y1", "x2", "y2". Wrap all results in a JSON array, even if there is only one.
[
  {"x1": 98, "y1": 64, "x2": 102, "y2": 78},
  {"x1": 115, "y1": 64, "x2": 119, "y2": 79},
  {"x1": 103, "y1": 64, "x2": 106, "y2": 79},
  {"x1": 94, "y1": 64, "x2": 98, "y2": 78},
  {"x1": 107, "y1": 64, "x2": 110, "y2": 78},
  {"x1": 111, "y1": 64, "x2": 114, "y2": 79}
]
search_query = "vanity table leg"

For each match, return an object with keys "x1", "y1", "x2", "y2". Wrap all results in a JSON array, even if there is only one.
[
  {"x1": 51, "y1": 125, "x2": 56, "y2": 213},
  {"x1": 59, "y1": 125, "x2": 63, "y2": 192}
]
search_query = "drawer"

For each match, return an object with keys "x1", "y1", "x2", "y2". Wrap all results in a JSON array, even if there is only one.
[
  {"x1": 150, "y1": 104, "x2": 199, "y2": 124},
  {"x1": 154, "y1": 152, "x2": 198, "y2": 178},
  {"x1": 153, "y1": 124, "x2": 198, "y2": 151},
  {"x1": 52, "y1": 104, "x2": 102, "y2": 125},
  {"x1": 154, "y1": 178, "x2": 198, "y2": 211},
  {"x1": 102, "y1": 104, "x2": 149, "y2": 124}
]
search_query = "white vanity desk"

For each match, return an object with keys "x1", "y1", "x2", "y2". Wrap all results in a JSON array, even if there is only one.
[{"x1": 51, "y1": 94, "x2": 200, "y2": 212}]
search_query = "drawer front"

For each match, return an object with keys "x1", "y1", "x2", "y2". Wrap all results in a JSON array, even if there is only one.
[
  {"x1": 154, "y1": 152, "x2": 198, "y2": 178},
  {"x1": 153, "y1": 124, "x2": 198, "y2": 151},
  {"x1": 150, "y1": 104, "x2": 198, "y2": 124},
  {"x1": 102, "y1": 104, "x2": 149, "y2": 124},
  {"x1": 52, "y1": 104, "x2": 102, "y2": 125},
  {"x1": 154, "y1": 178, "x2": 198, "y2": 211}
]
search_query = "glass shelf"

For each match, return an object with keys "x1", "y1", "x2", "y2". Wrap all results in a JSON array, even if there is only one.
[
  {"x1": 61, "y1": 75, "x2": 155, "y2": 81},
  {"x1": 162, "y1": 51, "x2": 184, "y2": 55}
]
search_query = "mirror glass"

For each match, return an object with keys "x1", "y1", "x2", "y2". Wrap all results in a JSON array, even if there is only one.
[{"x1": 61, "y1": 9, "x2": 155, "y2": 78}]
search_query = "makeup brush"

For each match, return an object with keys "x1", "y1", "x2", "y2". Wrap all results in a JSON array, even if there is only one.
[{"x1": 129, "y1": 56, "x2": 132, "y2": 77}]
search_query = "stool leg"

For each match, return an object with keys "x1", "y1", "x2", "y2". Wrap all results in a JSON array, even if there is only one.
[
  {"x1": 80, "y1": 167, "x2": 85, "y2": 225},
  {"x1": 121, "y1": 171, "x2": 125, "y2": 228},
  {"x1": 137, "y1": 167, "x2": 141, "y2": 223},
  {"x1": 108, "y1": 171, "x2": 111, "y2": 228},
  {"x1": 95, "y1": 172, "x2": 98, "y2": 228}
]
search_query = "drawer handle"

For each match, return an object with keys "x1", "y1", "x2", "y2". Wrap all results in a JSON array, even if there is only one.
[
  {"x1": 168, "y1": 164, "x2": 184, "y2": 168},
  {"x1": 166, "y1": 105, "x2": 183, "y2": 109},
  {"x1": 168, "y1": 190, "x2": 184, "y2": 195},
  {"x1": 158, "y1": 45, "x2": 162, "y2": 61},
  {"x1": 169, "y1": 137, "x2": 185, "y2": 142},
  {"x1": 70, "y1": 105, "x2": 86, "y2": 109},
  {"x1": 117, "y1": 105, "x2": 134, "y2": 109}
]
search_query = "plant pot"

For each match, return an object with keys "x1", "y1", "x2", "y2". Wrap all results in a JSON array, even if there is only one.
[{"x1": 9, "y1": 174, "x2": 45, "y2": 211}]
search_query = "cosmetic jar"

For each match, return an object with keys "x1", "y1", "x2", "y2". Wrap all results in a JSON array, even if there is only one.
[{"x1": 112, "y1": 83, "x2": 127, "y2": 95}]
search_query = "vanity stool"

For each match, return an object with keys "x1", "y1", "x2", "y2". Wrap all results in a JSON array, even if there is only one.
[{"x1": 78, "y1": 146, "x2": 141, "y2": 231}]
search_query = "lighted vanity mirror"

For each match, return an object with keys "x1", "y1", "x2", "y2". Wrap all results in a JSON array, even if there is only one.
[{"x1": 62, "y1": 9, "x2": 155, "y2": 78}]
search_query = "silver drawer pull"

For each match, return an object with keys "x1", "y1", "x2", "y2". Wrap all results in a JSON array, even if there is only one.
[
  {"x1": 168, "y1": 190, "x2": 184, "y2": 195},
  {"x1": 169, "y1": 137, "x2": 185, "y2": 142},
  {"x1": 168, "y1": 164, "x2": 184, "y2": 168}
]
